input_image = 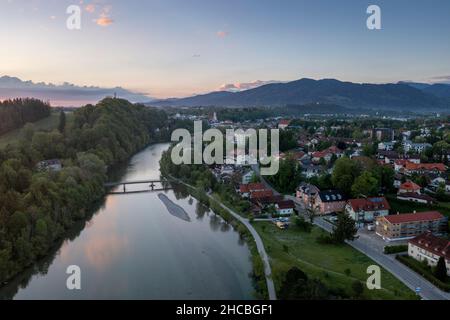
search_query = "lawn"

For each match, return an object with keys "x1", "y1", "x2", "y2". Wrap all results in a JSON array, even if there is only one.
[
  {"x1": 253, "y1": 222, "x2": 418, "y2": 300},
  {"x1": 0, "y1": 112, "x2": 71, "y2": 148}
]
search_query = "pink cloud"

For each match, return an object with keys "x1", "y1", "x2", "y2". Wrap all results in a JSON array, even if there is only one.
[
  {"x1": 85, "y1": 4, "x2": 96, "y2": 13},
  {"x1": 216, "y1": 30, "x2": 229, "y2": 38},
  {"x1": 219, "y1": 80, "x2": 281, "y2": 92}
]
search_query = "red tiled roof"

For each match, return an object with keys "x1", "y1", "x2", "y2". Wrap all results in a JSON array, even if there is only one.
[
  {"x1": 405, "y1": 162, "x2": 446, "y2": 172},
  {"x1": 348, "y1": 197, "x2": 391, "y2": 212},
  {"x1": 251, "y1": 190, "x2": 274, "y2": 199},
  {"x1": 397, "y1": 193, "x2": 436, "y2": 203},
  {"x1": 409, "y1": 232, "x2": 450, "y2": 260},
  {"x1": 399, "y1": 181, "x2": 421, "y2": 191},
  {"x1": 383, "y1": 211, "x2": 444, "y2": 224},
  {"x1": 239, "y1": 183, "x2": 266, "y2": 193},
  {"x1": 279, "y1": 119, "x2": 291, "y2": 126},
  {"x1": 276, "y1": 200, "x2": 295, "y2": 210}
]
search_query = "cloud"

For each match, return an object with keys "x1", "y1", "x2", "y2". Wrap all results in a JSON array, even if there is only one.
[
  {"x1": 192, "y1": 54, "x2": 201, "y2": 58},
  {"x1": 0, "y1": 76, "x2": 153, "y2": 107},
  {"x1": 219, "y1": 80, "x2": 281, "y2": 92},
  {"x1": 94, "y1": 5, "x2": 114, "y2": 27},
  {"x1": 95, "y1": 15, "x2": 114, "y2": 26},
  {"x1": 216, "y1": 30, "x2": 229, "y2": 38},
  {"x1": 85, "y1": 4, "x2": 96, "y2": 13},
  {"x1": 430, "y1": 75, "x2": 450, "y2": 83}
]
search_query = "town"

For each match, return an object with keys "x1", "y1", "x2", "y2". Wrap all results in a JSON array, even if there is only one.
[{"x1": 165, "y1": 107, "x2": 450, "y2": 299}]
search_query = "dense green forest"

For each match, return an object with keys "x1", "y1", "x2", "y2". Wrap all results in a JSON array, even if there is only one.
[
  {"x1": 0, "y1": 98, "x2": 170, "y2": 283},
  {"x1": 0, "y1": 99, "x2": 51, "y2": 135}
]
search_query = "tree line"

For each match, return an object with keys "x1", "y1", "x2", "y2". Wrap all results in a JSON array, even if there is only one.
[
  {"x1": 0, "y1": 99, "x2": 51, "y2": 135},
  {"x1": 0, "y1": 98, "x2": 171, "y2": 283}
]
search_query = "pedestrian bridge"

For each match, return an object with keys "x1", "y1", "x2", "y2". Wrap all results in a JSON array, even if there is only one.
[{"x1": 104, "y1": 178, "x2": 177, "y2": 194}]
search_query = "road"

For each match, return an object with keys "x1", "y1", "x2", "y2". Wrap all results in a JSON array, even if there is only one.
[
  {"x1": 254, "y1": 166, "x2": 450, "y2": 300},
  {"x1": 170, "y1": 176, "x2": 277, "y2": 300}
]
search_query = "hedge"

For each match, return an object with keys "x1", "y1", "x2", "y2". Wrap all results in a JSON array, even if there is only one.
[{"x1": 396, "y1": 255, "x2": 450, "y2": 292}]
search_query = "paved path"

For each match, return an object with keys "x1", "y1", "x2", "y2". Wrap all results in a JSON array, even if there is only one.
[
  {"x1": 171, "y1": 176, "x2": 277, "y2": 300},
  {"x1": 252, "y1": 167, "x2": 450, "y2": 300}
]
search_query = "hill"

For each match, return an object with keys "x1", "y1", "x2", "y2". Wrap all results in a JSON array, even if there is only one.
[{"x1": 152, "y1": 78, "x2": 448, "y2": 111}]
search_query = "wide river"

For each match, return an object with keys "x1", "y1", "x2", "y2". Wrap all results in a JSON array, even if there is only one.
[{"x1": 1, "y1": 143, "x2": 254, "y2": 300}]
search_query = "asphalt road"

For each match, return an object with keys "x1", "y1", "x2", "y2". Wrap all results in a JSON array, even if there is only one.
[{"x1": 255, "y1": 167, "x2": 450, "y2": 300}]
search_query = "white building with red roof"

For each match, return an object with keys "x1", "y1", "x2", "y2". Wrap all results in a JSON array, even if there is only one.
[
  {"x1": 408, "y1": 232, "x2": 450, "y2": 275},
  {"x1": 345, "y1": 197, "x2": 390, "y2": 224}
]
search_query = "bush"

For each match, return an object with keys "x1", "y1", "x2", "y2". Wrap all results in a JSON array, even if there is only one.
[
  {"x1": 384, "y1": 245, "x2": 408, "y2": 254},
  {"x1": 396, "y1": 255, "x2": 450, "y2": 292}
]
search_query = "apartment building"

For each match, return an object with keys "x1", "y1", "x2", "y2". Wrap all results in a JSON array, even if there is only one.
[{"x1": 376, "y1": 211, "x2": 447, "y2": 242}]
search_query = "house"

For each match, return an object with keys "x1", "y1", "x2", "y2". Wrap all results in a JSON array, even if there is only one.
[
  {"x1": 275, "y1": 200, "x2": 296, "y2": 216},
  {"x1": 242, "y1": 170, "x2": 255, "y2": 185},
  {"x1": 315, "y1": 190, "x2": 347, "y2": 215},
  {"x1": 372, "y1": 128, "x2": 395, "y2": 142},
  {"x1": 301, "y1": 164, "x2": 324, "y2": 178},
  {"x1": 311, "y1": 146, "x2": 343, "y2": 163},
  {"x1": 253, "y1": 195, "x2": 284, "y2": 209},
  {"x1": 397, "y1": 193, "x2": 436, "y2": 205},
  {"x1": 378, "y1": 142, "x2": 396, "y2": 151},
  {"x1": 36, "y1": 159, "x2": 62, "y2": 172},
  {"x1": 250, "y1": 190, "x2": 274, "y2": 200},
  {"x1": 239, "y1": 183, "x2": 266, "y2": 197},
  {"x1": 403, "y1": 140, "x2": 432, "y2": 154},
  {"x1": 408, "y1": 232, "x2": 450, "y2": 275},
  {"x1": 404, "y1": 162, "x2": 446, "y2": 175},
  {"x1": 345, "y1": 197, "x2": 390, "y2": 225},
  {"x1": 278, "y1": 119, "x2": 291, "y2": 130},
  {"x1": 296, "y1": 183, "x2": 320, "y2": 207},
  {"x1": 430, "y1": 177, "x2": 450, "y2": 192},
  {"x1": 398, "y1": 181, "x2": 421, "y2": 194},
  {"x1": 375, "y1": 211, "x2": 447, "y2": 241}
]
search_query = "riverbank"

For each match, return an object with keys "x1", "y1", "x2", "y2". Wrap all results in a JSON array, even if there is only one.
[{"x1": 167, "y1": 176, "x2": 274, "y2": 300}]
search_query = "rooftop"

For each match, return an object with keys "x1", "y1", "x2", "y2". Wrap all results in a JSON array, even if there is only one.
[{"x1": 383, "y1": 211, "x2": 444, "y2": 224}]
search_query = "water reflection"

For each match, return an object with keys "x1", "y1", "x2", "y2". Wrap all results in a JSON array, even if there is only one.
[{"x1": 0, "y1": 144, "x2": 254, "y2": 300}]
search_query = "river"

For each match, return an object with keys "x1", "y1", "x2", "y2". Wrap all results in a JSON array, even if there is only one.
[{"x1": 0, "y1": 143, "x2": 254, "y2": 300}]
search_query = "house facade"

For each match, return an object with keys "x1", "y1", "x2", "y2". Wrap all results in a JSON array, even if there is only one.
[
  {"x1": 275, "y1": 200, "x2": 296, "y2": 216},
  {"x1": 375, "y1": 211, "x2": 447, "y2": 242},
  {"x1": 345, "y1": 197, "x2": 390, "y2": 225},
  {"x1": 315, "y1": 190, "x2": 347, "y2": 215},
  {"x1": 408, "y1": 232, "x2": 450, "y2": 276}
]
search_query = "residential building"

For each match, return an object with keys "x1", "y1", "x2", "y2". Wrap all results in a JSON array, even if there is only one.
[
  {"x1": 403, "y1": 140, "x2": 432, "y2": 154},
  {"x1": 408, "y1": 232, "x2": 450, "y2": 275},
  {"x1": 241, "y1": 170, "x2": 255, "y2": 185},
  {"x1": 371, "y1": 128, "x2": 395, "y2": 142},
  {"x1": 296, "y1": 183, "x2": 320, "y2": 207},
  {"x1": 404, "y1": 162, "x2": 446, "y2": 175},
  {"x1": 375, "y1": 211, "x2": 447, "y2": 241},
  {"x1": 239, "y1": 183, "x2": 266, "y2": 198},
  {"x1": 398, "y1": 181, "x2": 421, "y2": 194},
  {"x1": 36, "y1": 159, "x2": 62, "y2": 172},
  {"x1": 250, "y1": 190, "x2": 274, "y2": 200},
  {"x1": 315, "y1": 190, "x2": 347, "y2": 215},
  {"x1": 278, "y1": 119, "x2": 291, "y2": 130},
  {"x1": 397, "y1": 193, "x2": 436, "y2": 205},
  {"x1": 345, "y1": 197, "x2": 390, "y2": 225},
  {"x1": 275, "y1": 200, "x2": 296, "y2": 216},
  {"x1": 378, "y1": 141, "x2": 396, "y2": 151}
]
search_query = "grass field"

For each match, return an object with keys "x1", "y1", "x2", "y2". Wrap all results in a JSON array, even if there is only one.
[
  {"x1": 253, "y1": 222, "x2": 418, "y2": 300},
  {"x1": 0, "y1": 112, "x2": 71, "y2": 148}
]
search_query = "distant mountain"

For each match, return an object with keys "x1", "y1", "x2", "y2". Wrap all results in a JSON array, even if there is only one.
[
  {"x1": 0, "y1": 76, "x2": 153, "y2": 107},
  {"x1": 153, "y1": 78, "x2": 448, "y2": 111}
]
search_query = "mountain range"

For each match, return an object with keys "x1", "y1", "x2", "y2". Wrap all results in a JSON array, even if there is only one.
[{"x1": 152, "y1": 78, "x2": 450, "y2": 111}]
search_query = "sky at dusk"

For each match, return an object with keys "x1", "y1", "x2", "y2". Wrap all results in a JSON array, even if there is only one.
[{"x1": 1, "y1": 0, "x2": 450, "y2": 100}]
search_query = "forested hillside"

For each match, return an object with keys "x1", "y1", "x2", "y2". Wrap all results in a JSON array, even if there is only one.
[
  {"x1": 0, "y1": 98, "x2": 51, "y2": 135},
  {"x1": 0, "y1": 98, "x2": 170, "y2": 283}
]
